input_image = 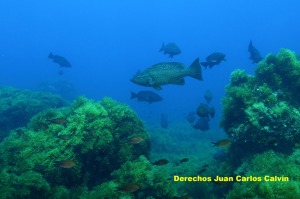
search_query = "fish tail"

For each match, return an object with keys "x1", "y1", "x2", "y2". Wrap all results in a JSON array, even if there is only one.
[
  {"x1": 159, "y1": 42, "x2": 165, "y2": 52},
  {"x1": 188, "y1": 58, "x2": 203, "y2": 80},
  {"x1": 211, "y1": 142, "x2": 217, "y2": 147},
  {"x1": 48, "y1": 52, "x2": 54, "y2": 59},
  {"x1": 248, "y1": 40, "x2": 253, "y2": 51},
  {"x1": 130, "y1": 92, "x2": 137, "y2": 99},
  {"x1": 200, "y1": 62, "x2": 209, "y2": 68}
]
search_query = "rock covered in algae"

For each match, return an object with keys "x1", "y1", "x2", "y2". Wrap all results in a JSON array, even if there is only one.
[
  {"x1": 221, "y1": 49, "x2": 300, "y2": 157},
  {"x1": 0, "y1": 86, "x2": 67, "y2": 137},
  {"x1": 0, "y1": 96, "x2": 151, "y2": 199}
]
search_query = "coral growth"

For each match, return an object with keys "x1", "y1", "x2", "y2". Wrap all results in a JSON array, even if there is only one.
[
  {"x1": 0, "y1": 97, "x2": 153, "y2": 198},
  {"x1": 226, "y1": 150, "x2": 300, "y2": 199},
  {"x1": 0, "y1": 86, "x2": 67, "y2": 137},
  {"x1": 221, "y1": 49, "x2": 300, "y2": 157}
]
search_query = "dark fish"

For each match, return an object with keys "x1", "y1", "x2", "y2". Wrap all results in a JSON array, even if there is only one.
[
  {"x1": 202, "y1": 164, "x2": 209, "y2": 168},
  {"x1": 118, "y1": 183, "x2": 140, "y2": 193},
  {"x1": 198, "y1": 168, "x2": 207, "y2": 174},
  {"x1": 179, "y1": 158, "x2": 189, "y2": 164},
  {"x1": 209, "y1": 107, "x2": 215, "y2": 118},
  {"x1": 186, "y1": 112, "x2": 196, "y2": 124},
  {"x1": 48, "y1": 117, "x2": 68, "y2": 125},
  {"x1": 130, "y1": 58, "x2": 202, "y2": 90},
  {"x1": 131, "y1": 91, "x2": 162, "y2": 103},
  {"x1": 48, "y1": 52, "x2": 72, "y2": 67},
  {"x1": 201, "y1": 52, "x2": 226, "y2": 69},
  {"x1": 196, "y1": 103, "x2": 210, "y2": 118},
  {"x1": 204, "y1": 90, "x2": 212, "y2": 104},
  {"x1": 153, "y1": 159, "x2": 169, "y2": 166},
  {"x1": 211, "y1": 139, "x2": 231, "y2": 147},
  {"x1": 248, "y1": 40, "x2": 263, "y2": 64},
  {"x1": 159, "y1": 42, "x2": 181, "y2": 58},
  {"x1": 127, "y1": 136, "x2": 144, "y2": 144},
  {"x1": 160, "y1": 113, "x2": 168, "y2": 128},
  {"x1": 193, "y1": 117, "x2": 210, "y2": 131},
  {"x1": 55, "y1": 160, "x2": 76, "y2": 169}
]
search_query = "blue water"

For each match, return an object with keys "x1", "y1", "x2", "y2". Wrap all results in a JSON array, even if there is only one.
[{"x1": 0, "y1": 0, "x2": 299, "y2": 129}]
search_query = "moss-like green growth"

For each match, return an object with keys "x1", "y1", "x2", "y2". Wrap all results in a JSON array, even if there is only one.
[
  {"x1": 226, "y1": 150, "x2": 300, "y2": 199},
  {"x1": 0, "y1": 96, "x2": 151, "y2": 198},
  {"x1": 256, "y1": 49, "x2": 300, "y2": 104},
  {"x1": 0, "y1": 86, "x2": 67, "y2": 137},
  {"x1": 221, "y1": 49, "x2": 300, "y2": 158}
]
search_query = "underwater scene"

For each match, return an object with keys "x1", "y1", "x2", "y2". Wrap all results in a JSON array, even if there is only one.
[{"x1": 1, "y1": 1, "x2": 300, "y2": 198}]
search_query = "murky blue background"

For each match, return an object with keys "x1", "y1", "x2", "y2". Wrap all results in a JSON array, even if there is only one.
[{"x1": 1, "y1": 0, "x2": 299, "y2": 128}]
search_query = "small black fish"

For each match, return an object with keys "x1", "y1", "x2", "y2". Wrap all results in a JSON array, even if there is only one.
[
  {"x1": 202, "y1": 164, "x2": 209, "y2": 168},
  {"x1": 201, "y1": 52, "x2": 226, "y2": 69},
  {"x1": 131, "y1": 91, "x2": 162, "y2": 103},
  {"x1": 49, "y1": 52, "x2": 72, "y2": 67},
  {"x1": 178, "y1": 158, "x2": 189, "y2": 165},
  {"x1": 117, "y1": 184, "x2": 140, "y2": 193},
  {"x1": 153, "y1": 159, "x2": 169, "y2": 166},
  {"x1": 248, "y1": 40, "x2": 263, "y2": 64},
  {"x1": 159, "y1": 42, "x2": 181, "y2": 58},
  {"x1": 198, "y1": 168, "x2": 207, "y2": 174}
]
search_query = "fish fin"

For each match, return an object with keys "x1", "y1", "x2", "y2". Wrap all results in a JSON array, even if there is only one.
[
  {"x1": 159, "y1": 42, "x2": 165, "y2": 52},
  {"x1": 248, "y1": 40, "x2": 253, "y2": 51},
  {"x1": 48, "y1": 52, "x2": 54, "y2": 59},
  {"x1": 169, "y1": 54, "x2": 173, "y2": 58},
  {"x1": 172, "y1": 78, "x2": 185, "y2": 85},
  {"x1": 130, "y1": 92, "x2": 137, "y2": 99},
  {"x1": 189, "y1": 58, "x2": 203, "y2": 80},
  {"x1": 211, "y1": 142, "x2": 217, "y2": 147}
]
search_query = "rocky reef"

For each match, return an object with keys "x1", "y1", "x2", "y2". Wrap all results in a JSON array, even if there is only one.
[
  {"x1": 221, "y1": 49, "x2": 300, "y2": 158},
  {"x1": 0, "y1": 97, "x2": 180, "y2": 198},
  {"x1": 218, "y1": 49, "x2": 300, "y2": 198},
  {"x1": 0, "y1": 87, "x2": 67, "y2": 138}
]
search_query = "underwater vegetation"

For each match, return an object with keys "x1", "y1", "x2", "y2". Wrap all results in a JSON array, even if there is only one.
[
  {"x1": 221, "y1": 49, "x2": 300, "y2": 158},
  {"x1": 215, "y1": 49, "x2": 300, "y2": 198},
  {"x1": 0, "y1": 86, "x2": 66, "y2": 138},
  {"x1": 226, "y1": 150, "x2": 300, "y2": 199},
  {"x1": 0, "y1": 97, "x2": 166, "y2": 198}
]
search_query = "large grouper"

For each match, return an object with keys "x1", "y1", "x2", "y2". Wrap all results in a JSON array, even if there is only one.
[{"x1": 130, "y1": 58, "x2": 202, "y2": 90}]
